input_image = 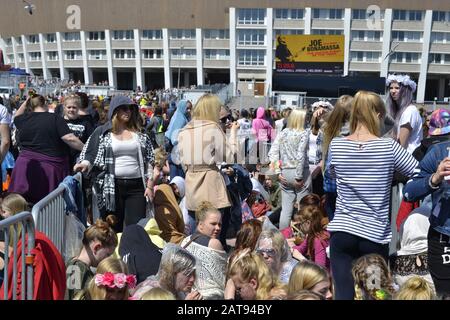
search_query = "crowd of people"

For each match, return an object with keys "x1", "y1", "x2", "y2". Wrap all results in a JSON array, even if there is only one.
[{"x1": 0, "y1": 73, "x2": 449, "y2": 301}]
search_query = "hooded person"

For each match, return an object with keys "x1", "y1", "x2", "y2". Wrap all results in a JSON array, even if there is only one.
[
  {"x1": 74, "y1": 95, "x2": 155, "y2": 233},
  {"x1": 118, "y1": 224, "x2": 162, "y2": 285},
  {"x1": 165, "y1": 100, "x2": 192, "y2": 178},
  {"x1": 169, "y1": 176, "x2": 194, "y2": 236},
  {"x1": 153, "y1": 184, "x2": 186, "y2": 244}
]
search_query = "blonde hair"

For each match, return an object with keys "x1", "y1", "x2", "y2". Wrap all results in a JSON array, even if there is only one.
[
  {"x1": 77, "y1": 257, "x2": 130, "y2": 300},
  {"x1": 228, "y1": 252, "x2": 280, "y2": 300},
  {"x1": 195, "y1": 201, "x2": 220, "y2": 226},
  {"x1": 64, "y1": 94, "x2": 82, "y2": 108},
  {"x1": 287, "y1": 260, "x2": 329, "y2": 296},
  {"x1": 257, "y1": 229, "x2": 290, "y2": 264},
  {"x1": 288, "y1": 290, "x2": 324, "y2": 300},
  {"x1": 322, "y1": 95, "x2": 353, "y2": 166},
  {"x1": 350, "y1": 91, "x2": 386, "y2": 137},
  {"x1": 395, "y1": 277, "x2": 435, "y2": 300},
  {"x1": 141, "y1": 287, "x2": 176, "y2": 300},
  {"x1": 286, "y1": 109, "x2": 306, "y2": 131},
  {"x1": 2, "y1": 193, "x2": 28, "y2": 241},
  {"x1": 352, "y1": 254, "x2": 395, "y2": 300},
  {"x1": 192, "y1": 94, "x2": 221, "y2": 123},
  {"x1": 2, "y1": 193, "x2": 28, "y2": 216}
]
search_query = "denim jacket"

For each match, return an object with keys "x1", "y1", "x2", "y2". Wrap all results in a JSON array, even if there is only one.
[{"x1": 403, "y1": 141, "x2": 450, "y2": 236}]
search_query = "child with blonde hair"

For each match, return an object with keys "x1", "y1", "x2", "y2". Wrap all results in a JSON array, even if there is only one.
[
  {"x1": 226, "y1": 251, "x2": 286, "y2": 300},
  {"x1": 141, "y1": 287, "x2": 176, "y2": 300},
  {"x1": 74, "y1": 256, "x2": 136, "y2": 300},
  {"x1": 287, "y1": 260, "x2": 332, "y2": 299},
  {"x1": 395, "y1": 276, "x2": 436, "y2": 300},
  {"x1": 352, "y1": 254, "x2": 397, "y2": 300}
]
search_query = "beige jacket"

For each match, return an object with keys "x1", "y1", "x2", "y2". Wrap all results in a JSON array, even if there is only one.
[{"x1": 178, "y1": 120, "x2": 237, "y2": 211}]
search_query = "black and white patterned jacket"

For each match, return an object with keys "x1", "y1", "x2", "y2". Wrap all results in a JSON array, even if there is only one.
[{"x1": 79, "y1": 126, "x2": 155, "y2": 212}]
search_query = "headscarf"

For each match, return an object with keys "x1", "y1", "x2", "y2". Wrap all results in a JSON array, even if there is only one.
[{"x1": 165, "y1": 100, "x2": 189, "y2": 146}]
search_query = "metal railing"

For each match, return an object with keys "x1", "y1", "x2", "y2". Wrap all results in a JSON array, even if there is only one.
[
  {"x1": 31, "y1": 173, "x2": 82, "y2": 258},
  {"x1": 0, "y1": 211, "x2": 35, "y2": 300}
]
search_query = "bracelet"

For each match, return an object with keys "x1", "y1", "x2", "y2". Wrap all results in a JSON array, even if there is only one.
[{"x1": 429, "y1": 174, "x2": 440, "y2": 190}]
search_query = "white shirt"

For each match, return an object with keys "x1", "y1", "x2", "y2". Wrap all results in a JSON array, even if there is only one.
[
  {"x1": 398, "y1": 105, "x2": 423, "y2": 154},
  {"x1": 112, "y1": 135, "x2": 141, "y2": 178},
  {"x1": 308, "y1": 131, "x2": 318, "y2": 172}
]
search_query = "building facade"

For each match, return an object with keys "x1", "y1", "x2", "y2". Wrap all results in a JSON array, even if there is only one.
[{"x1": 0, "y1": 1, "x2": 450, "y2": 102}]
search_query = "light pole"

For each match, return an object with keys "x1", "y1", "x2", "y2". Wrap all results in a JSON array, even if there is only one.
[{"x1": 177, "y1": 45, "x2": 184, "y2": 88}]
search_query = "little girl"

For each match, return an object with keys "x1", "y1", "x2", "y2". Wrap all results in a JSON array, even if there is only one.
[
  {"x1": 352, "y1": 254, "x2": 397, "y2": 300},
  {"x1": 292, "y1": 205, "x2": 330, "y2": 270}
]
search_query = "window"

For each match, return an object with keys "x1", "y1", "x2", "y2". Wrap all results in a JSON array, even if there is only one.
[
  {"x1": 445, "y1": 54, "x2": 450, "y2": 63},
  {"x1": 405, "y1": 31, "x2": 421, "y2": 42},
  {"x1": 392, "y1": 31, "x2": 405, "y2": 41},
  {"x1": 429, "y1": 53, "x2": 442, "y2": 63},
  {"x1": 5, "y1": 38, "x2": 12, "y2": 46},
  {"x1": 16, "y1": 37, "x2": 22, "y2": 45},
  {"x1": 18, "y1": 53, "x2": 24, "y2": 62},
  {"x1": 169, "y1": 29, "x2": 196, "y2": 39},
  {"x1": 46, "y1": 33, "x2": 56, "y2": 43},
  {"x1": 405, "y1": 52, "x2": 420, "y2": 63},
  {"x1": 28, "y1": 35, "x2": 39, "y2": 44},
  {"x1": 393, "y1": 10, "x2": 423, "y2": 21},
  {"x1": 29, "y1": 52, "x2": 41, "y2": 61},
  {"x1": 367, "y1": 31, "x2": 381, "y2": 41},
  {"x1": 64, "y1": 32, "x2": 81, "y2": 41},
  {"x1": 275, "y1": 29, "x2": 304, "y2": 35},
  {"x1": 113, "y1": 30, "x2": 134, "y2": 40},
  {"x1": 275, "y1": 9, "x2": 304, "y2": 20},
  {"x1": 170, "y1": 49, "x2": 196, "y2": 59},
  {"x1": 237, "y1": 30, "x2": 265, "y2": 45},
  {"x1": 7, "y1": 54, "x2": 14, "y2": 63},
  {"x1": 431, "y1": 32, "x2": 445, "y2": 43},
  {"x1": 350, "y1": 51, "x2": 364, "y2": 61},
  {"x1": 408, "y1": 10, "x2": 422, "y2": 21},
  {"x1": 237, "y1": 9, "x2": 265, "y2": 24},
  {"x1": 313, "y1": 9, "x2": 343, "y2": 19},
  {"x1": 433, "y1": 11, "x2": 447, "y2": 22},
  {"x1": 366, "y1": 52, "x2": 381, "y2": 62},
  {"x1": 351, "y1": 31, "x2": 365, "y2": 40},
  {"x1": 390, "y1": 52, "x2": 403, "y2": 63},
  {"x1": 204, "y1": 49, "x2": 230, "y2": 60},
  {"x1": 142, "y1": 30, "x2": 162, "y2": 40},
  {"x1": 352, "y1": 9, "x2": 366, "y2": 20},
  {"x1": 65, "y1": 50, "x2": 83, "y2": 60},
  {"x1": 88, "y1": 31, "x2": 105, "y2": 41},
  {"x1": 237, "y1": 49, "x2": 265, "y2": 66},
  {"x1": 203, "y1": 29, "x2": 229, "y2": 40},
  {"x1": 393, "y1": 10, "x2": 407, "y2": 20},
  {"x1": 89, "y1": 50, "x2": 107, "y2": 60},
  {"x1": 142, "y1": 49, "x2": 163, "y2": 59},
  {"x1": 312, "y1": 29, "x2": 343, "y2": 35},
  {"x1": 114, "y1": 49, "x2": 136, "y2": 59},
  {"x1": 47, "y1": 51, "x2": 58, "y2": 61},
  {"x1": 393, "y1": 31, "x2": 422, "y2": 42}
]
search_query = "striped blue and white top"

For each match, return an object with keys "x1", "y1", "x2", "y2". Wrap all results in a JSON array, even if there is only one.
[{"x1": 327, "y1": 137, "x2": 418, "y2": 244}]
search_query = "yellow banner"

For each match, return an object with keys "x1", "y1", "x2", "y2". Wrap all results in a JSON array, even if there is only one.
[{"x1": 275, "y1": 35, "x2": 344, "y2": 63}]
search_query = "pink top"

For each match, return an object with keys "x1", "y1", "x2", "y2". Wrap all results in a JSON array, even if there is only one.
[
  {"x1": 281, "y1": 226, "x2": 293, "y2": 239},
  {"x1": 293, "y1": 231, "x2": 330, "y2": 270}
]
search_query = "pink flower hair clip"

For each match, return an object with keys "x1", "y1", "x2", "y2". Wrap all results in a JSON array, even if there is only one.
[{"x1": 94, "y1": 272, "x2": 137, "y2": 289}]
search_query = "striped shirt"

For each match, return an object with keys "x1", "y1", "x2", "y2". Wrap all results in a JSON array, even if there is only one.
[{"x1": 327, "y1": 137, "x2": 418, "y2": 244}]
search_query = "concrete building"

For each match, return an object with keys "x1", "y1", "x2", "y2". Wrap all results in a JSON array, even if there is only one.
[{"x1": 0, "y1": 0, "x2": 450, "y2": 102}]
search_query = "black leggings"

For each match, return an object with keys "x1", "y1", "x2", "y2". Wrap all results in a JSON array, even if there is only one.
[
  {"x1": 106, "y1": 178, "x2": 146, "y2": 233},
  {"x1": 330, "y1": 231, "x2": 389, "y2": 300}
]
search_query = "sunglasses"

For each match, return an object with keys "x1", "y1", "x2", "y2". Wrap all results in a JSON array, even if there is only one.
[{"x1": 256, "y1": 248, "x2": 277, "y2": 258}]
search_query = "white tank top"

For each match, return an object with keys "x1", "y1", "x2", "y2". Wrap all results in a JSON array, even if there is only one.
[{"x1": 112, "y1": 135, "x2": 141, "y2": 179}]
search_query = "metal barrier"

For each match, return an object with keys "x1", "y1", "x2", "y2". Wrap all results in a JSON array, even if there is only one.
[
  {"x1": 0, "y1": 211, "x2": 35, "y2": 300},
  {"x1": 31, "y1": 173, "x2": 82, "y2": 257}
]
